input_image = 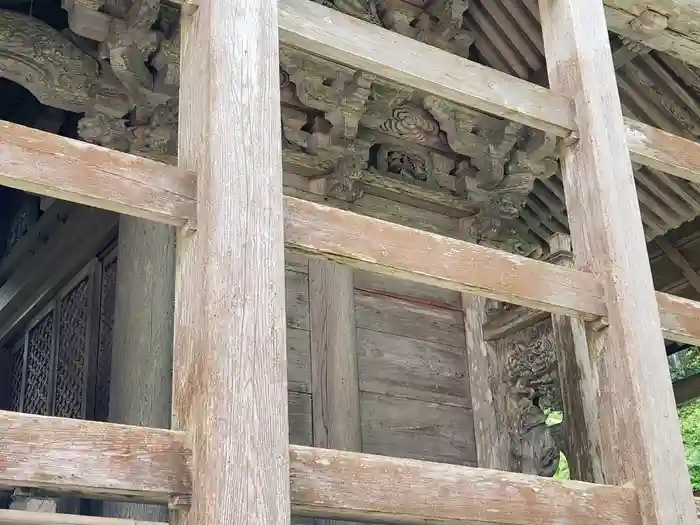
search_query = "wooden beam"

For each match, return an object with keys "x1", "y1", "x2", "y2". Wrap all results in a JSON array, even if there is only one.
[
  {"x1": 277, "y1": 0, "x2": 576, "y2": 136},
  {"x1": 0, "y1": 121, "x2": 195, "y2": 227},
  {"x1": 4, "y1": 121, "x2": 700, "y2": 345},
  {"x1": 308, "y1": 261, "x2": 362, "y2": 525},
  {"x1": 173, "y1": 4, "x2": 290, "y2": 525},
  {"x1": 0, "y1": 409, "x2": 642, "y2": 525},
  {"x1": 289, "y1": 446, "x2": 641, "y2": 525},
  {"x1": 546, "y1": 234, "x2": 604, "y2": 483},
  {"x1": 655, "y1": 236, "x2": 700, "y2": 294},
  {"x1": 0, "y1": 410, "x2": 191, "y2": 502},
  {"x1": 674, "y1": 373, "x2": 700, "y2": 406},
  {"x1": 460, "y1": 294, "x2": 514, "y2": 472},
  {"x1": 285, "y1": 197, "x2": 606, "y2": 317},
  {"x1": 0, "y1": 509, "x2": 164, "y2": 525},
  {"x1": 103, "y1": 217, "x2": 175, "y2": 522},
  {"x1": 625, "y1": 118, "x2": 700, "y2": 186},
  {"x1": 540, "y1": 0, "x2": 696, "y2": 523}
]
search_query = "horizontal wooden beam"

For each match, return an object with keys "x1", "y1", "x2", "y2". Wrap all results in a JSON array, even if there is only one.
[
  {"x1": 0, "y1": 121, "x2": 196, "y2": 227},
  {"x1": 284, "y1": 196, "x2": 606, "y2": 317},
  {"x1": 0, "y1": 410, "x2": 192, "y2": 502},
  {"x1": 0, "y1": 510, "x2": 164, "y2": 525},
  {"x1": 485, "y1": 291, "x2": 700, "y2": 346},
  {"x1": 278, "y1": 0, "x2": 579, "y2": 136},
  {"x1": 625, "y1": 118, "x2": 700, "y2": 185},
  {"x1": 3, "y1": 122, "x2": 700, "y2": 344},
  {"x1": 0, "y1": 411, "x2": 642, "y2": 525},
  {"x1": 289, "y1": 446, "x2": 639, "y2": 525}
]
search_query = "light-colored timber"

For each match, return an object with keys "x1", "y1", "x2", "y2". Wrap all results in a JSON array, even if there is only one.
[
  {"x1": 0, "y1": 509, "x2": 164, "y2": 525},
  {"x1": 172, "y1": 2, "x2": 290, "y2": 525},
  {"x1": 540, "y1": 1, "x2": 696, "y2": 524},
  {"x1": 0, "y1": 121, "x2": 195, "y2": 226}
]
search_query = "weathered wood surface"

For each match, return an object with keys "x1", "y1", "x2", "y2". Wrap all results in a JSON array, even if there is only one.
[
  {"x1": 289, "y1": 446, "x2": 640, "y2": 525},
  {"x1": 360, "y1": 392, "x2": 476, "y2": 465},
  {"x1": 0, "y1": 510, "x2": 164, "y2": 525},
  {"x1": 0, "y1": 121, "x2": 195, "y2": 226},
  {"x1": 356, "y1": 328, "x2": 470, "y2": 407},
  {"x1": 308, "y1": 261, "x2": 361, "y2": 525},
  {"x1": 0, "y1": 410, "x2": 191, "y2": 501},
  {"x1": 0, "y1": 410, "x2": 645, "y2": 525},
  {"x1": 103, "y1": 218, "x2": 174, "y2": 522},
  {"x1": 625, "y1": 118, "x2": 700, "y2": 185},
  {"x1": 173, "y1": 4, "x2": 289, "y2": 525},
  {"x1": 461, "y1": 294, "x2": 513, "y2": 472},
  {"x1": 285, "y1": 196, "x2": 605, "y2": 316},
  {"x1": 278, "y1": 0, "x2": 576, "y2": 136},
  {"x1": 540, "y1": 1, "x2": 696, "y2": 525},
  {"x1": 546, "y1": 235, "x2": 604, "y2": 483}
]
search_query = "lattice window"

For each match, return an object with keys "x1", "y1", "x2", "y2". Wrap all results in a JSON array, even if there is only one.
[
  {"x1": 23, "y1": 309, "x2": 55, "y2": 416},
  {"x1": 9, "y1": 336, "x2": 25, "y2": 412},
  {"x1": 54, "y1": 277, "x2": 91, "y2": 419},
  {"x1": 94, "y1": 252, "x2": 117, "y2": 422}
]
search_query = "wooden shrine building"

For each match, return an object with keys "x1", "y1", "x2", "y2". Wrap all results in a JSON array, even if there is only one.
[{"x1": 1, "y1": 0, "x2": 700, "y2": 524}]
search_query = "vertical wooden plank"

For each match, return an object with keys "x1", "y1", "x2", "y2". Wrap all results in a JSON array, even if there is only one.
[
  {"x1": 546, "y1": 234, "x2": 604, "y2": 483},
  {"x1": 104, "y1": 219, "x2": 175, "y2": 522},
  {"x1": 173, "y1": 1, "x2": 289, "y2": 525},
  {"x1": 308, "y1": 260, "x2": 361, "y2": 525},
  {"x1": 539, "y1": 2, "x2": 695, "y2": 524},
  {"x1": 460, "y1": 294, "x2": 514, "y2": 472},
  {"x1": 309, "y1": 261, "x2": 362, "y2": 451}
]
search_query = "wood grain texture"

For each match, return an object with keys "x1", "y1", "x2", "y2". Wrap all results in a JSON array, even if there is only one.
[
  {"x1": 309, "y1": 261, "x2": 361, "y2": 452},
  {"x1": 173, "y1": 3, "x2": 289, "y2": 525},
  {"x1": 103, "y1": 217, "x2": 175, "y2": 522},
  {"x1": 545, "y1": 236, "x2": 604, "y2": 483},
  {"x1": 354, "y1": 269, "x2": 462, "y2": 310},
  {"x1": 355, "y1": 291, "x2": 466, "y2": 348},
  {"x1": 284, "y1": 196, "x2": 606, "y2": 317},
  {"x1": 539, "y1": 0, "x2": 696, "y2": 523},
  {"x1": 0, "y1": 510, "x2": 164, "y2": 525},
  {"x1": 277, "y1": 0, "x2": 576, "y2": 136},
  {"x1": 308, "y1": 261, "x2": 361, "y2": 525},
  {"x1": 357, "y1": 328, "x2": 470, "y2": 407},
  {"x1": 360, "y1": 392, "x2": 476, "y2": 465},
  {"x1": 460, "y1": 294, "x2": 514, "y2": 472},
  {"x1": 625, "y1": 118, "x2": 700, "y2": 184},
  {"x1": 289, "y1": 445, "x2": 641, "y2": 525},
  {"x1": 0, "y1": 121, "x2": 195, "y2": 226},
  {"x1": 0, "y1": 410, "x2": 191, "y2": 501}
]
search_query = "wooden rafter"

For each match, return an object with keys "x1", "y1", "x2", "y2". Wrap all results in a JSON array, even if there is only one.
[{"x1": 655, "y1": 236, "x2": 700, "y2": 294}]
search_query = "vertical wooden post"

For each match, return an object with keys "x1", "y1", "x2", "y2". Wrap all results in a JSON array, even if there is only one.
[
  {"x1": 539, "y1": 2, "x2": 695, "y2": 524},
  {"x1": 308, "y1": 260, "x2": 362, "y2": 525},
  {"x1": 309, "y1": 260, "x2": 362, "y2": 451},
  {"x1": 104, "y1": 217, "x2": 175, "y2": 522},
  {"x1": 173, "y1": 0, "x2": 289, "y2": 524},
  {"x1": 461, "y1": 294, "x2": 515, "y2": 472},
  {"x1": 546, "y1": 233, "x2": 603, "y2": 483}
]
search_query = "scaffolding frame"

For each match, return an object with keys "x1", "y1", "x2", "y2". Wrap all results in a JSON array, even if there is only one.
[{"x1": 1, "y1": 0, "x2": 700, "y2": 524}]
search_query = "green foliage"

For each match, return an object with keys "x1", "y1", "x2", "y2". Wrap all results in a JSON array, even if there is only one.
[
  {"x1": 544, "y1": 410, "x2": 570, "y2": 480},
  {"x1": 678, "y1": 398, "x2": 700, "y2": 491}
]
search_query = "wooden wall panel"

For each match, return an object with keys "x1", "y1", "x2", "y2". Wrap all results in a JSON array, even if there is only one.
[
  {"x1": 360, "y1": 392, "x2": 476, "y2": 465},
  {"x1": 355, "y1": 291, "x2": 466, "y2": 348},
  {"x1": 284, "y1": 254, "x2": 477, "y2": 468},
  {"x1": 356, "y1": 328, "x2": 470, "y2": 407}
]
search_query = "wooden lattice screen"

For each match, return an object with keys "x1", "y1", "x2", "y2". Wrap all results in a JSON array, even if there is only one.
[{"x1": 3, "y1": 250, "x2": 117, "y2": 422}]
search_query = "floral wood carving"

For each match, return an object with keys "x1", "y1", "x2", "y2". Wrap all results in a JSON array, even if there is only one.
[{"x1": 0, "y1": 10, "x2": 99, "y2": 112}]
